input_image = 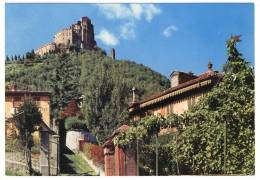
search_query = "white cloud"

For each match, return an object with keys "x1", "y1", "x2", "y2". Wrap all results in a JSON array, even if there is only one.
[
  {"x1": 163, "y1": 25, "x2": 178, "y2": 38},
  {"x1": 142, "y1": 4, "x2": 162, "y2": 22},
  {"x1": 120, "y1": 21, "x2": 136, "y2": 40},
  {"x1": 130, "y1": 4, "x2": 143, "y2": 20},
  {"x1": 97, "y1": 4, "x2": 161, "y2": 22},
  {"x1": 96, "y1": 28, "x2": 119, "y2": 46},
  {"x1": 96, "y1": 4, "x2": 162, "y2": 43},
  {"x1": 96, "y1": 4, "x2": 132, "y2": 20}
]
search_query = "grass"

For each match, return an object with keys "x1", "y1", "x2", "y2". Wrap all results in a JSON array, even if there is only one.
[
  {"x1": 6, "y1": 169, "x2": 27, "y2": 176},
  {"x1": 60, "y1": 148, "x2": 96, "y2": 176}
]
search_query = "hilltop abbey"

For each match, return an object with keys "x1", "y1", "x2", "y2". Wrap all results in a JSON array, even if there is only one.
[{"x1": 35, "y1": 17, "x2": 97, "y2": 56}]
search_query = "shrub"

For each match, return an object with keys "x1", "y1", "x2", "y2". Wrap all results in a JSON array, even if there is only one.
[
  {"x1": 90, "y1": 144, "x2": 104, "y2": 166},
  {"x1": 82, "y1": 142, "x2": 104, "y2": 167},
  {"x1": 64, "y1": 117, "x2": 88, "y2": 131},
  {"x1": 5, "y1": 138, "x2": 21, "y2": 152},
  {"x1": 82, "y1": 142, "x2": 91, "y2": 159},
  {"x1": 139, "y1": 144, "x2": 176, "y2": 175}
]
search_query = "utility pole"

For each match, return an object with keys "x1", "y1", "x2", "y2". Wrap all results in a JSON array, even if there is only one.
[
  {"x1": 155, "y1": 134, "x2": 158, "y2": 176},
  {"x1": 136, "y1": 140, "x2": 139, "y2": 176},
  {"x1": 224, "y1": 120, "x2": 227, "y2": 174}
]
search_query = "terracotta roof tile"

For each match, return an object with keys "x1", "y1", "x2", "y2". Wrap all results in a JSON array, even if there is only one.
[{"x1": 130, "y1": 72, "x2": 223, "y2": 109}]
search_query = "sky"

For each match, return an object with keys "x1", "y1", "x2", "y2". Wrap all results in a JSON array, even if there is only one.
[{"x1": 5, "y1": 3, "x2": 254, "y2": 77}]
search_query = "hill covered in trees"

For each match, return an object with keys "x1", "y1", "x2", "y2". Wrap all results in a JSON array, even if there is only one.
[{"x1": 5, "y1": 50, "x2": 170, "y2": 143}]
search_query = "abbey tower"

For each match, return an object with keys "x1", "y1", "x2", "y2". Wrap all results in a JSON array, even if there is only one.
[{"x1": 35, "y1": 17, "x2": 97, "y2": 56}]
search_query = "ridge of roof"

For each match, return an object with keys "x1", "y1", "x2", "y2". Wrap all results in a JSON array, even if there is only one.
[{"x1": 131, "y1": 72, "x2": 222, "y2": 108}]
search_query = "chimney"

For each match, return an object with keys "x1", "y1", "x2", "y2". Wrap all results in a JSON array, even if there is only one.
[
  {"x1": 131, "y1": 87, "x2": 137, "y2": 103},
  {"x1": 111, "y1": 48, "x2": 115, "y2": 60},
  {"x1": 207, "y1": 61, "x2": 214, "y2": 74},
  {"x1": 170, "y1": 71, "x2": 197, "y2": 88}
]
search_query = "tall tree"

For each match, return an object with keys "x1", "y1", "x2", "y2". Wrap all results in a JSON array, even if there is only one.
[
  {"x1": 49, "y1": 53, "x2": 81, "y2": 120},
  {"x1": 6, "y1": 56, "x2": 10, "y2": 62},
  {"x1": 83, "y1": 60, "x2": 113, "y2": 143},
  {"x1": 13, "y1": 99, "x2": 42, "y2": 175}
]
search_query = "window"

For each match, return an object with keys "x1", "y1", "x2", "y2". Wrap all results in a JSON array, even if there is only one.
[
  {"x1": 33, "y1": 97, "x2": 40, "y2": 106},
  {"x1": 13, "y1": 96, "x2": 22, "y2": 108}
]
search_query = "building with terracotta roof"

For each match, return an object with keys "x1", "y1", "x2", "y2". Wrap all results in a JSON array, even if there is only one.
[
  {"x1": 129, "y1": 62, "x2": 222, "y2": 121},
  {"x1": 5, "y1": 86, "x2": 52, "y2": 140}
]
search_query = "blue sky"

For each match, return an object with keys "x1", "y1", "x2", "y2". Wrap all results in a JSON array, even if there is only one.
[{"x1": 5, "y1": 3, "x2": 254, "y2": 77}]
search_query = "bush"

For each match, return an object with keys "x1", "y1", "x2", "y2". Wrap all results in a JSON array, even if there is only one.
[
  {"x1": 5, "y1": 138, "x2": 21, "y2": 152},
  {"x1": 90, "y1": 144, "x2": 104, "y2": 166},
  {"x1": 82, "y1": 142, "x2": 104, "y2": 167},
  {"x1": 64, "y1": 117, "x2": 88, "y2": 131},
  {"x1": 82, "y1": 142, "x2": 91, "y2": 159},
  {"x1": 139, "y1": 144, "x2": 176, "y2": 175}
]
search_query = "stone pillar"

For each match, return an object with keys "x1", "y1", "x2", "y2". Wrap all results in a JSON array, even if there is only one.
[
  {"x1": 40, "y1": 130, "x2": 50, "y2": 176},
  {"x1": 104, "y1": 146, "x2": 115, "y2": 176},
  {"x1": 51, "y1": 135, "x2": 60, "y2": 175},
  {"x1": 111, "y1": 48, "x2": 115, "y2": 60}
]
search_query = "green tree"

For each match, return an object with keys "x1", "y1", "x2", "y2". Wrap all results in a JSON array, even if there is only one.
[
  {"x1": 6, "y1": 56, "x2": 10, "y2": 62},
  {"x1": 13, "y1": 99, "x2": 42, "y2": 175},
  {"x1": 178, "y1": 35, "x2": 254, "y2": 175},
  {"x1": 83, "y1": 60, "x2": 114, "y2": 143},
  {"x1": 25, "y1": 49, "x2": 36, "y2": 60},
  {"x1": 49, "y1": 53, "x2": 81, "y2": 120}
]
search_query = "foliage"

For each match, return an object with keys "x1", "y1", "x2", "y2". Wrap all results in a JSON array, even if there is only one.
[
  {"x1": 115, "y1": 36, "x2": 254, "y2": 175},
  {"x1": 82, "y1": 142, "x2": 92, "y2": 159},
  {"x1": 176, "y1": 36, "x2": 254, "y2": 175},
  {"x1": 80, "y1": 51, "x2": 169, "y2": 144},
  {"x1": 13, "y1": 99, "x2": 42, "y2": 175},
  {"x1": 139, "y1": 144, "x2": 176, "y2": 175},
  {"x1": 82, "y1": 142, "x2": 104, "y2": 167},
  {"x1": 6, "y1": 168, "x2": 28, "y2": 176},
  {"x1": 60, "y1": 100, "x2": 83, "y2": 119},
  {"x1": 61, "y1": 151, "x2": 96, "y2": 176},
  {"x1": 114, "y1": 115, "x2": 180, "y2": 146},
  {"x1": 25, "y1": 50, "x2": 36, "y2": 60},
  {"x1": 6, "y1": 50, "x2": 169, "y2": 145},
  {"x1": 5, "y1": 138, "x2": 22, "y2": 152},
  {"x1": 64, "y1": 116, "x2": 88, "y2": 131},
  {"x1": 49, "y1": 53, "x2": 81, "y2": 119}
]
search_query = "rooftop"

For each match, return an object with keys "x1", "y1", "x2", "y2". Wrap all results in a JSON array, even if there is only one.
[{"x1": 129, "y1": 63, "x2": 223, "y2": 111}]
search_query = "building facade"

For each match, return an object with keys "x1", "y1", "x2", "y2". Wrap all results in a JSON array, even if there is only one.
[
  {"x1": 129, "y1": 63, "x2": 222, "y2": 121},
  {"x1": 5, "y1": 88, "x2": 51, "y2": 139},
  {"x1": 35, "y1": 16, "x2": 97, "y2": 57},
  {"x1": 5, "y1": 88, "x2": 60, "y2": 175}
]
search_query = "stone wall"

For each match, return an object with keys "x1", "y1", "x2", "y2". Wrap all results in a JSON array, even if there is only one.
[
  {"x1": 35, "y1": 43, "x2": 56, "y2": 57},
  {"x1": 35, "y1": 16, "x2": 96, "y2": 57},
  {"x1": 66, "y1": 130, "x2": 85, "y2": 151},
  {"x1": 54, "y1": 28, "x2": 73, "y2": 48}
]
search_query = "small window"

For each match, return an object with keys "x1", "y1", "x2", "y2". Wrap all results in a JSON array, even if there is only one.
[
  {"x1": 33, "y1": 97, "x2": 40, "y2": 106},
  {"x1": 13, "y1": 96, "x2": 22, "y2": 108}
]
